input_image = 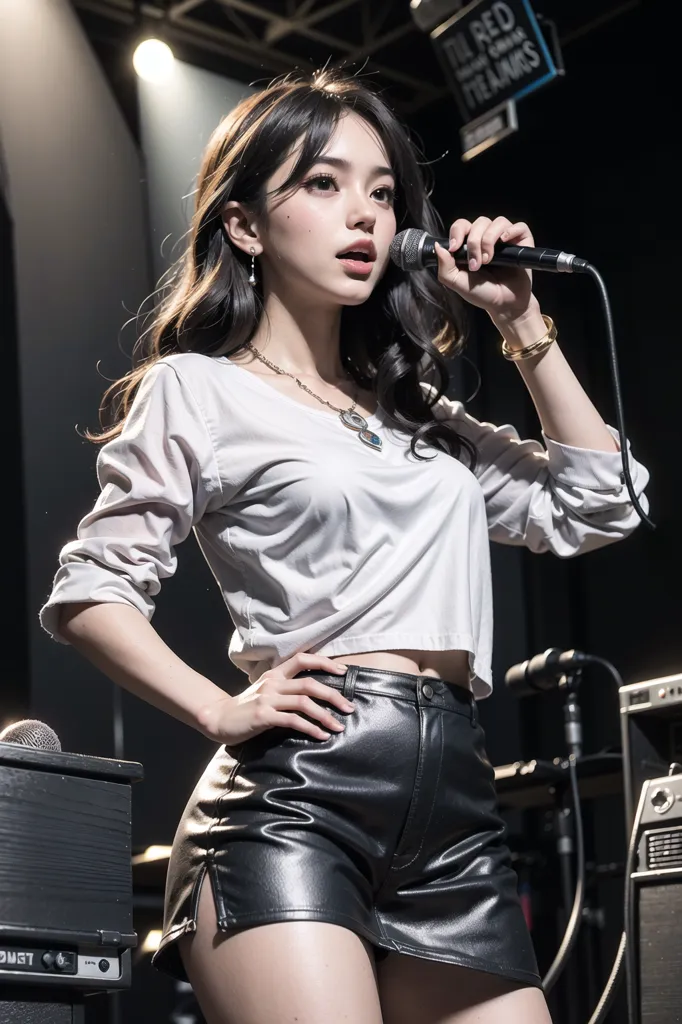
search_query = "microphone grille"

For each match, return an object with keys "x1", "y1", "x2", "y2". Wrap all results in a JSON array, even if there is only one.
[
  {"x1": 0, "y1": 719, "x2": 62, "y2": 751},
  {"x1": 389, "y1": 228, "x2": 426, "y2": 271}
]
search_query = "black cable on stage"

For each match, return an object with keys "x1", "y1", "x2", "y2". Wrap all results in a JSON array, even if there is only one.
[
  {"x1": 508, "y1": 652, "x2": 640, "y2": 1021},
  {"x1": 586, "y1": 932, "x2": 627, "y2": 1024},
  {"x1": 583, "y1": 264, "x2": 654, "y2": 530},
  {"x1": 538, "y1": 655, "x2": 644, "y2": 1024},
  {"x1": 542, "y1": 753, "x2": 585, "y2": 993}
]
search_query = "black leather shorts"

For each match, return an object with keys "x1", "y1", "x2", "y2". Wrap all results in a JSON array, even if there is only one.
[{"x1": 152, "y1": 665, "x2": 541, "y2": 989}]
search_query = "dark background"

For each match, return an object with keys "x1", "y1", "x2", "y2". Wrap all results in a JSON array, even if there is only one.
[{"x1": 1, "y1": 0, "x2": 680, "y2": 1021}]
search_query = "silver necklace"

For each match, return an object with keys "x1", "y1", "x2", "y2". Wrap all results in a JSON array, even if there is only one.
[{"x1": 243, "y1": 341, "x2": 382, "y2": 451}]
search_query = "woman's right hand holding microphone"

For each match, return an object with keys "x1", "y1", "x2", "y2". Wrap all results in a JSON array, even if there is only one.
[{"x1": 196, "y1": 652, "x2": 355, "y2": 746}]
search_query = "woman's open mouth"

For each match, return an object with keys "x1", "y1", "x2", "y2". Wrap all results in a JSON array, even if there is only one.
[{"x1": 336, "y1": 250, "x2": 375, "y2": 276}]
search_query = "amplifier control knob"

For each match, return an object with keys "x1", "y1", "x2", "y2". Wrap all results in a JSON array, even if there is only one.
[
  {"x1": 54, "y1": 951, "x2": 76, "y2": 972},
  {"x1": 651, "y1": 787, "x2": 673, "y2": 814}
]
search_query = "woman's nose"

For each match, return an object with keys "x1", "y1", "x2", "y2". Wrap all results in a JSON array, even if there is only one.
[{"x1": 346, "y1": 191, "x2": 376, "y2": 229}]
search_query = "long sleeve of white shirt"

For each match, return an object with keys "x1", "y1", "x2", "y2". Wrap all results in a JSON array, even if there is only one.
[
  {"x1": 39, "y1": 360, "x2": 223, "y2": 639},
  {"x1": 424, "y1": 384, "x2": 650, "y2": 558}
]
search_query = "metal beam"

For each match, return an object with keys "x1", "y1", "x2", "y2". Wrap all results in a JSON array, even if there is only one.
[
  {"x1": 73, "y1": 0, "x2": 307, "y2": 74},
  {"x1": 209, "y1": 0, "x2": 363, "y2": 46},
  {"x1": 218, "y1": 3, "x2": 261, "y2": 42},
  {"x1": 181, "y1": 10, "x2": 437, "y2": 100},
  {"x1": 167, "y1": 0, "x2": 204, "y2": 16},
  {"x1": 209, "y1": 1, "x2": 433, "y2": 97},
  {"x1": 558, "y1": 0, "x2": 640, "y2": 46},
  {"x1": 72, "y1": 0, "x2": 442, "y2": 107},
  {"x1": 294, "y1": 0, "x2": 318, "y2": 16},
  {"x1": 367, "y1": 0, "x2": 394, "y2": 41}
]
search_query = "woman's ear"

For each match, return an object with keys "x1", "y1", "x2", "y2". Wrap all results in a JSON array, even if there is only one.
[{"x1": 222, "y1": 201, "x2": 262, "y2": 255}]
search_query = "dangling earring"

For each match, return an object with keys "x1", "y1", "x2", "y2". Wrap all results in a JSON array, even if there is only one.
[{"x1": 248, "y1": 247, "x2": 256, "y2": 287}]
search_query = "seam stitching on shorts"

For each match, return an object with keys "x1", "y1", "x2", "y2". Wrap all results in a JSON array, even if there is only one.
[
  {"x1": 206, "y1": 745, "x2": 246, "y2": 925},
  {"x1": 210, "y1": 861, "x2": 236, "y2": 924},
  {"x1": 346, "y1": 690, "x2": 473, "y2": 717},
  {"x1": 384, "y1": 939, "x2": 542, "y2": 985},
  {"x1": 155, "y1": 920, "x2": 194, "y2": 945},
  {"x1": 372, "y1": 905, "x2": 395, "y2": 948},
  {"x1": 206, "y1": 745, "x2": 245, "y2": 849},
  {"x1": 396, "y1": 710, "x2": 444, "y2": 871},
  {"x1": 298, "y1": 673, "x2": 473, "y2": 716},
  {"x1": 383, "y1": 704, "x2": 425, "y2": 876},
  {"x1": 211, "y1": 906, "x2": 383, "y2": 933},
  {"x1": 187, "y1": 862, "x2": 208, "y2": 931}
]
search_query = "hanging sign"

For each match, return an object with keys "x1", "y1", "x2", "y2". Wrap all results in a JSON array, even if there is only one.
[
  {"x1": 460, "y1": 99, "x2": 517, "y2": 161},
  {"x1": 432, "y1": 0, "x2": 558, "y2": 123}
]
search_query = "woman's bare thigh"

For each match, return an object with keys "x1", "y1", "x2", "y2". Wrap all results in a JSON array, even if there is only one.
[
  {"x1": 377, "y1": 951, "x2": 552, "y2": 1024},
  {"x1": 178, "y1": 874, "x2": 384, "y2": 1024}
]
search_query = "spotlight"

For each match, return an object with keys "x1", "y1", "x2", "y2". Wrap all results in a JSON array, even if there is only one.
[
  {"x1": 131, "y1": 843, "x2": 173, "y2": 865},
  {"x1": 132, "y1": 37, "x2": 175, "y2": 83},
  {"x1": 140, "y1": 928, "x2": 163, "y2": 956}
]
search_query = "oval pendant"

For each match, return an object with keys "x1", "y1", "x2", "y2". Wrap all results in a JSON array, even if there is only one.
[
  {"x1": 340, "y1": 409, "x2": 368, "y2": 432},
  {"x1": 359, "y1": 429, "x2": 382, "y2": 451}
]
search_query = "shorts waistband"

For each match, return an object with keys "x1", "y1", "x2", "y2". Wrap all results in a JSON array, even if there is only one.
[{"x1": 295, "y1": 665, "x2": 478, "y2": 724}]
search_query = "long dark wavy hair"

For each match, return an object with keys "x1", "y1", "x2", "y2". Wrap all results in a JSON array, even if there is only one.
[{"x1": 89, "y1": 67, "x2": 477, "y2": 469}]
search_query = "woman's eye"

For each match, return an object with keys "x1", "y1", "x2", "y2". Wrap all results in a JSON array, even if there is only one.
[
  {"x1": 374, "y1": 186, "x2": 396, "y2": 204},
  {"x1": 303, "y1": 175, "x2": 395, "y2": 203},
  {"x1": 305, "y1": 174, "x2": 338, "y2": 192}
]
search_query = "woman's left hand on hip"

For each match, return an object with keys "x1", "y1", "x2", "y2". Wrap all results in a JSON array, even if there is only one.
[{"x1": 434, "y1": 215, "x2": 538, "y2": 321}]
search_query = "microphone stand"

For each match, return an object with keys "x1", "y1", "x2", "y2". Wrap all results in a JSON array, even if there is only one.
[
  {"x1": 508, "y1": 651, "x2": 632, "y2": 1022},
  {"x1": 552, "y1": 670, "x2": 584, "y2": 1024}
]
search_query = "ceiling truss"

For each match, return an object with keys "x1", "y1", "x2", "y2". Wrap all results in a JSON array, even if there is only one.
[
  {"x1": 71, "y1": 0, "x2": 451, "y2": 112},
  {"x1": 71, "y1": 0, "x2": 643, "y2": 114}
]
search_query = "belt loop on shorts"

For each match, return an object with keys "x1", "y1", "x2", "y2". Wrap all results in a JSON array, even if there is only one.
[
  {"x1": 342, "y1": 664, "x2": 359, "y2": 701},
  {"x1": 470, "y1": 696, "x2": 478, "y2": 727}
]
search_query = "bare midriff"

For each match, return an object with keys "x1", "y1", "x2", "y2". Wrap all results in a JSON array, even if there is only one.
[{"x1": 325, "y1": 649, "x2": 473, "y2": 692}]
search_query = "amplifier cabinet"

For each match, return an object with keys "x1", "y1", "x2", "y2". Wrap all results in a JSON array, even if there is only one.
[
  {"x1": 619, "y1": 674, "x2": 682, "y2": 829},
  {"x1": 631, "y1": 771, "x2": 682, "y2": 1024},
  {"x1": 0, "y1": 742, "x2": 142, "y2": 993}
]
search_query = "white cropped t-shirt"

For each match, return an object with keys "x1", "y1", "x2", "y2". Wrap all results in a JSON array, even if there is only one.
[{"x1": 39, "y1": 352, "x2": 650, "y2": 699}]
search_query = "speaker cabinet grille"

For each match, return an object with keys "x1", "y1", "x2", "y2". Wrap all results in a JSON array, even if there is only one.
[{"x1": 638, "y1": 883, "x2": 682, "y2": 1022}]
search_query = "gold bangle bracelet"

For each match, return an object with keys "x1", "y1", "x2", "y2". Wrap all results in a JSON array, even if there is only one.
[
  {"x1": 501, "y1": 314, "x2": 557, "y2": 361},
  {"x1": 503, "y1": 335, "x2": 556, "y2": 362}
]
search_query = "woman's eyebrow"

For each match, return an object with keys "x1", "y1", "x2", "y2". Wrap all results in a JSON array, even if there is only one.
[{"x1": 314, "y1": 155, "x2": 395, "y2": 178}]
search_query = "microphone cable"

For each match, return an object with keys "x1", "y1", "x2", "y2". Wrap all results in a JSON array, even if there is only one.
[
  {"x1": 585, "y1": 770, "x2": 647, "y2": 1024},
  {"x1": 549, "y1": 657, "x2": 641, "y2": 1024},
  {"x1": 389, "y1": 229, "x2": 655, "y2": 531},
  {"x1": 582, "y1": 264, "x2": 654, "y2": 531},
  {"x1": 507, "y1": 651, "x2": 637, "y2": 1021}
]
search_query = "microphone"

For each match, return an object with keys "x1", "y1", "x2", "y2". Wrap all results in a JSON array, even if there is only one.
[
  {"x1": 389, "y1": 228, "x2": 590, "y2": 274},
  {"x1": 0, "y1": 718, "x2": 62, "y2": 751},
  {"x1": 504, "y1": 648, "x2": 592, "y2": 698}
]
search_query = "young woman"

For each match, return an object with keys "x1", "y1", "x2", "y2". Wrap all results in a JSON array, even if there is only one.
[{"x1": 40, "y1": 69, "x2": 649, "y2": 1024}]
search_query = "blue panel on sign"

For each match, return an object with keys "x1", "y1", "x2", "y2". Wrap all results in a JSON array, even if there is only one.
[
  {"x1": 514, "y1": 0, "x2": 556, "y2": 101},
  {"x1": 514, "y1": 69, "x2": 556, "y2": 103}
]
